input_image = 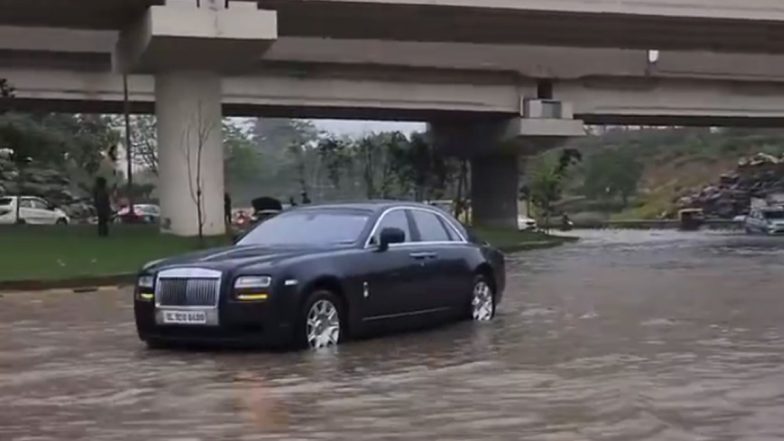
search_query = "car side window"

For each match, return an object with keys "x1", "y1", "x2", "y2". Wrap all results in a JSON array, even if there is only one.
[
  {"x1": 370, "y1": 210, "x2": 411, "y2": 245},
  {"x1": 19, "y1": 198, "x2": 33, "y2": 209},
  {"x1": 32, "y1": 199, "x2": 49, "y2": 210},
  {"x1": 412, "y1": 210, "x2": 453, "y2": 242}
]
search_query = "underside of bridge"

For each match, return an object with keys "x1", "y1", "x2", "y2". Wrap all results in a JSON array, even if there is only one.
[{"x1": 3, "y1": 0, "x2": 784, "y2": 234}]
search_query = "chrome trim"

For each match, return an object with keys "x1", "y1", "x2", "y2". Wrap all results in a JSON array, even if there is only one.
[
  {"x1": 154, "y1": 267, "x2": 222, "y2": 310},
  {"x1": 363, "y1": 306, "x2": 452, "y2": 322},
  {"x1": 284, "y1": 279, "x2": 299, "y2": 286},
  {"x1": 364, "y1": 206, "x2": 467, "y2": 249}
]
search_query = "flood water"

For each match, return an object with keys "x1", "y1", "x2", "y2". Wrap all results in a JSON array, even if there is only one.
[{"x1": 3, "y1": 230, "x2": 784, "y2": 440}]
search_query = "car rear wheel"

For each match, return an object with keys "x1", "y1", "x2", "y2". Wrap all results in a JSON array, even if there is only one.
[
  {"x1": 56, "y1": 218, "x2": 68, "y2": 225},
  {"x1": 300, "y1": 291, "x2": 343, "y2": 350},
  {"x1": 470, "y1": 275, "x2": 495, "y2": 321}
]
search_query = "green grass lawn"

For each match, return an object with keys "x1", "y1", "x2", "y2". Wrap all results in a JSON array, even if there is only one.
[
  {"x1": 0, "y1": 225, "x2": 574, "y2": 283},
  {"x1": 473, "y1": 228, "x2": 577, "y2": 253},
  {"x1": 0, "y1": 225, "x2": 230, "y2": 282}
]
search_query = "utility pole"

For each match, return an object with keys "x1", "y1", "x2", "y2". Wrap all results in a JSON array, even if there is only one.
[{"x1": 123, "y1": 74, "x2": 134, "y2": 215}]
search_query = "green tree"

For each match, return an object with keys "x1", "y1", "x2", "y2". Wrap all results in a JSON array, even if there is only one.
[
  {"x1": 530, "y1": 149, "x2": 581, "y2": 229},
  {"x1": 583, "y1": 147, "x2": 643, "y2": 206},
  {"x1": 224, "y1": 120, "x2": 263, "y2": 193}
]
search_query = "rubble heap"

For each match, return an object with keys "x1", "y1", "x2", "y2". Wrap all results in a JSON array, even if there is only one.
[{"x1": 675, "y1": 153, "x2": 784, "y2": 218}]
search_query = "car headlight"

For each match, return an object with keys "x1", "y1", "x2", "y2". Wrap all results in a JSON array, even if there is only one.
[
  {"x1": 234, "y1": 276, "x2": 272, "y2": 289},
  {"x1": 137, "y1": 275, "x2": 155, "y2": 289}
]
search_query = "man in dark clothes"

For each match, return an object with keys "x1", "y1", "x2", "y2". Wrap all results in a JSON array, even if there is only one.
[
  {"x1": 93, "y1": 177, "x2": 111, "y2": 237},
  {"x1": 224, "y1": 192, "x2": 232, "y2": 225},
  {"x1": 301, "y1": 191, "x2": 311, "y2": 204}
]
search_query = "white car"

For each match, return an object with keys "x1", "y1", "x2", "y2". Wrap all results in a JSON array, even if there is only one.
[
  {"x1": 0, "y1": 196, "x2": 70, "y2": 225},
  {"x1": 518, "y1": 215, "x2": 538, "y2": 231},
  {"x1": 744, "y1": 207, "x2": 784, "y2": 235}
]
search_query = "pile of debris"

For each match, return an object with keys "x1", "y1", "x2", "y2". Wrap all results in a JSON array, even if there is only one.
[
  {"x1": 674, "y1": 152, "x2": 784, "y2": 218},
  {"x1": 0, "y1": 157, "x2": 93, "y2": 219}
]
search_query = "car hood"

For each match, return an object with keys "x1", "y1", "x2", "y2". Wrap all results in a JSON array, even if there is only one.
[
  {"x1": 767, "y1": 219, "x2": 784, "y2": 227},
  {"x1": 142, "y1": 244, "x2": 339, "y2": 273}
]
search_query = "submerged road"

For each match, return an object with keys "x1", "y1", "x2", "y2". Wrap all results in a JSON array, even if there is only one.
[{"x1": 2, "y1": 230, "x2": 784, "y2": 440}]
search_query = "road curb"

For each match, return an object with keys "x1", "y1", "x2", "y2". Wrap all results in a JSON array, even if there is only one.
[{"x1": 0, "y1": 274, "x2": 135, "y2": 293}]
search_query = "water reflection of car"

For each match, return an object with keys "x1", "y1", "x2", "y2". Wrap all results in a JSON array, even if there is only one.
[
  {"x1": 0, "y1": 196, "x2": 69, "y2": 225},
  {"x1": 134, "y1": 201, "x2": 506, "y2": 350},
  {"x1": 116, "y1": 204, "x2": 160, "y2": 224},
  {"x1": 744, "y1": 207, "x2": 784, "y2": 235}
]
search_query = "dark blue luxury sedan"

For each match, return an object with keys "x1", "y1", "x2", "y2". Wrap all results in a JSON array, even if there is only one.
[{"x1": 134, "y1": 201, "x2": 506, "y2": 350}]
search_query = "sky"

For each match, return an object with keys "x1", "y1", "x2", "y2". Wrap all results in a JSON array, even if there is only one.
[{"x1": 313, "y1": 119, "x2": 425, "y2": 137}]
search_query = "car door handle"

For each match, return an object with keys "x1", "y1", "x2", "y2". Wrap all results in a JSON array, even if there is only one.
[{"x1": 409, "y1": 252, "x2": 437, "y2": 260}]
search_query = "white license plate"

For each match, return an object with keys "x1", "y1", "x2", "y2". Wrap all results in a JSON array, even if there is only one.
[{"x1": 162, "y1": 310, "x2": 208, "y2": 325}]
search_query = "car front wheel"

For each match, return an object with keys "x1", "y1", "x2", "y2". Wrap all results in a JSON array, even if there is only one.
[
  {"x1": 300, "y1": 291, "x2": 343, "y2": 350},
  {"x1": 470, "y1": 275, "x2": 495, "y2": 321}
]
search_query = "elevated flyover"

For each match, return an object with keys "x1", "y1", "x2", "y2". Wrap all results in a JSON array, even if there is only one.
[{"x1": 2, "y1": 0, "x2": 784, "y2": 231}]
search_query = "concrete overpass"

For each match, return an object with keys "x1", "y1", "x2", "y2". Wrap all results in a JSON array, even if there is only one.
[{"x1": 2, "y1": 0, "x2": 784, "y2": 234}]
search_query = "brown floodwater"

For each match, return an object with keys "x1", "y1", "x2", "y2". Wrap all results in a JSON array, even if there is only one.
[{"x1": 2, "y1": 230, "x2": 784, "y2": 440}]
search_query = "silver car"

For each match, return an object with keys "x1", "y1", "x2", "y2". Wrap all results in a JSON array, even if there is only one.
[{"x1": 744, "y1": 207, "x2": 784, "y2": 235}]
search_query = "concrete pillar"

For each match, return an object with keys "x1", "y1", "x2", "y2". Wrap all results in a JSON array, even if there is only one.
[
  {"x1": 156, "y1": 70, "x2": 225, "y2": 236},
  {"x1": 471, "y1": 154, "x2": 519, "y2": 229}
]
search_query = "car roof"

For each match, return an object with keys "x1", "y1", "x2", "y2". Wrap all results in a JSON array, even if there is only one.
[{"x1": 290, "y1": 200, "x2": 447, "y2": 214}]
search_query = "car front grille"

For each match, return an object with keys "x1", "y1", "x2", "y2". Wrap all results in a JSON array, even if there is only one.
[{"x1": 155, "y1": 268, "x2": 222, "y2": 307}]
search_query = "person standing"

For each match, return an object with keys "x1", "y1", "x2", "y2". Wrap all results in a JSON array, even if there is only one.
[
  {"x1": 224, "y1": 192, "x2": 232, "y2": 226},
  {"x1": 93, "y1": 177, "x2": 111, "y2": 237}
]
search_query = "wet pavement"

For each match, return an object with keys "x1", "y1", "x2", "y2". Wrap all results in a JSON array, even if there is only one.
[{"x1": 3, "y1": 230, "x2": 784, "y2": 440}]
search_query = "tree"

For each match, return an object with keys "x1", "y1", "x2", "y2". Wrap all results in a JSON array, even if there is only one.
[
  {"x1": 224, "y1": 120, "x2": 262, "y2": 193},
  {"x1": 583, "y1": 147, "x2": 643, "y2": 206},
  {"x1": 317, "y1": 136, "x2": 353, "y2": 193},
  {"x1": 530, "y1": 149, "x2": 582, "y2": 230},
  {"x1": 182, "y1": 103, "x2": 218, "y2": 241}
]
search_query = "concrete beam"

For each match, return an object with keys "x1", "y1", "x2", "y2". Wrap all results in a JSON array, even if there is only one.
[
  {"x1": 114, "y1": 1, "x2": 277, "y2": 72},
  {"x1": 6, "y1": 67, "x2": 784, "y2": 126},
  {"x1": 260, "y1": 0, "x2": 784, "y2": 53}
]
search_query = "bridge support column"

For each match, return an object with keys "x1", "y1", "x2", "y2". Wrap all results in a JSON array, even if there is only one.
[
  {"x1": 431, "y1": 114, "x2": 584, "y2": 229},
  {"x1": 471, "y1": 154, "x2": 520, "y2": 229},
  {"x1": 113, "y1": 0, "x2": 277, "y2": 236},
  {"x1": 156, "y1": 71, "x2": 225, "y2": 236}
]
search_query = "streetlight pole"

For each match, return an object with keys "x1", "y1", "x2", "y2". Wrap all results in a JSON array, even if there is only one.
[{"x1": 123, "y1": 74, "x2": 134, "y2": 216}]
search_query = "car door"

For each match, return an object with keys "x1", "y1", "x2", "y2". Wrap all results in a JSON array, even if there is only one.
[
  {"x1": 409, "y1": 208, "x2": 473, "y2": 312},
  {"x1": 748, "y1": 209, "x2": 763, "y2": 232},
  {"x1": 361, "y1": 208, "x2": 424, "y2": 320},
  {"x1": 32, "y1": 198, "x2": 57, "y2": 224},
  {"x1": 18, "y1": 198, "x2": 38, "y2": 224}
]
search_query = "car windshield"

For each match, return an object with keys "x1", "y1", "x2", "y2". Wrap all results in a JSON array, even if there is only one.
[
  {"x1": 238, "y1": 208, "x2": 370, "y2": 246},
  {"x1": 0, "y1": 197, "x2": 12, "y2": 206},
  {"x1": 763, "y1": 210, "x2": 784, "y2": 220}
]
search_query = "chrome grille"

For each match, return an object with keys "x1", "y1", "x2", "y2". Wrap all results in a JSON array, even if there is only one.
[
  {"x1": 157, "y1": 279, "x2": 219, "y2": 306},
  {"x1": 155, "y1": 268, "x2": 222, "y2": 308}
]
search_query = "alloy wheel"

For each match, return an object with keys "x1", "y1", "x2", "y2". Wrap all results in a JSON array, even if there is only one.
[
  {"x1": 471, "y1": 280, "x2": 494, "y2": 321},
  {"x1": 306, "y1": 299, "x2": 341, "y2": 349}
]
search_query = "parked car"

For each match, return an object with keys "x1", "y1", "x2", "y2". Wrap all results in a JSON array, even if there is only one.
[
  {"x1": 518, "y1": 215, "x2": 537, "y2": 231},
  {"x1": 0, "y1": 196, "x2": 69, "y2": 225},
  {"x1": 115, "y1": 204, "x2": 160, "y2": 224},
  {"x1": 134, "y1": 201, "x2": 506, "y2": 350},
  {"x1": 744, "y1": 206, "x2": 784, "y2": 235}
]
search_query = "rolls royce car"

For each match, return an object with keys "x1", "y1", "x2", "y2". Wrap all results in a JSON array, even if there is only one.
[{"x1": 134, "y1": 202, "x2": 506, "y2": 350}]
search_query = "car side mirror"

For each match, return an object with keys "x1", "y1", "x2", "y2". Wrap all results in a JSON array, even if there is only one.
[{"x1": 378, "y1": 227, "x2": 405, "y2": 251}]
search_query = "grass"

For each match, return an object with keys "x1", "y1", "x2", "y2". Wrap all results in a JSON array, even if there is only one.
[
  {"x1": 473, "y1": 228, "x2": 577, "y2": 253},
  {"x1": 0, "y1": 225, "x2": 230, "y2": 282},
  {"x1": 0, "y1": 225, "x2": 575, "y2": 284}
]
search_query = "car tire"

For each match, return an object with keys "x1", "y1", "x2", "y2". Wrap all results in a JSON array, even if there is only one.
[
  {"x1": 56, "y1": 218, "x2": 68, "y2": 225},
  {"x1": 469, "y1": 274, "x2": 495, "y2": 322},
  {"x1": 298, "y1": 290, "x2": 344, "y2": 350}
]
